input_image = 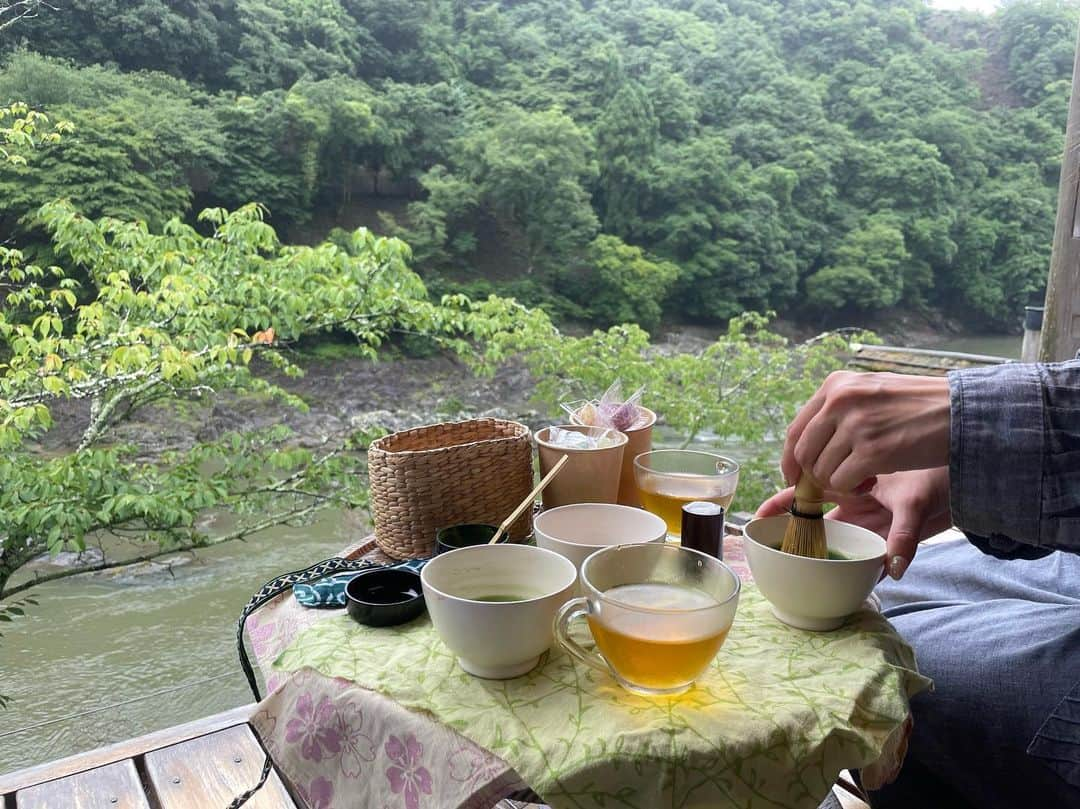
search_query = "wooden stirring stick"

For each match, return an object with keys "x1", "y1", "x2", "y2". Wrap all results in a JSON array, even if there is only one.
[{"x1": 489, "y1": 454, "x2": 570, "y2": 544}]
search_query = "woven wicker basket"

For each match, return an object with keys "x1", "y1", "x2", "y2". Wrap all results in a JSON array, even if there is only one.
[{"x1": 367, "y1": 418, "x2": 534, "y2": 559}]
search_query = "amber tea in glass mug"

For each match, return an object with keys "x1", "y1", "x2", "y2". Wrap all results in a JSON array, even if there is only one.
[
  {"x1": 554, "y1": 543, "x2": 740, "y2": 695},
  {"x1": 633, "y1": 450, "x2": 740, "y2": 538}
]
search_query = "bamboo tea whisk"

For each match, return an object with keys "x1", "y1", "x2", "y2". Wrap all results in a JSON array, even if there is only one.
[{"x1": 780, "y1": 474, "x2": 827, "y2": 559}]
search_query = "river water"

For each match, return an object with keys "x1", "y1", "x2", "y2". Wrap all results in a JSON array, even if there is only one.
[
  {"x1": 928, "y1": 334, "x2": 1020, "y2": 358},
  {"x1": 0, "y1": 333, "x2": 1020, "y2": 774},
  {"x1": 0, "y1": 512, "x2": 353, "y2": 772}
]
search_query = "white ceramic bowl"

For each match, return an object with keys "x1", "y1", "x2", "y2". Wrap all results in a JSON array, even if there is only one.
[
  {"x1": 533, "y1": 503, "x2": 668, "y2": 574},
  {"x1": 420, "y1": 544, "x2": 577, "y2": 679},
  {"x1": 743, "y1": 515, "x2": 886, "y2": 631}
]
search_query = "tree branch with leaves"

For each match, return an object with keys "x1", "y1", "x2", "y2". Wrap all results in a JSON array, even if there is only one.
[
  {"x1": 0, "y1": 201, "x2": 548, "y2": 600},
  {"x1": 0, "y1": 0, "x2": 53, "y2": 32},
  {"x1": 0, "y1": 102, "x2": 71, "y2": 166}
]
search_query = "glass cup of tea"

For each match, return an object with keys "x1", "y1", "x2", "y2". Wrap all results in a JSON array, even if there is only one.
[
  {"x1": 553, "y1": 543, "x2": 740, "y2": 696},
  {"x1": 633, "y1": 449, "x2": 740, "y2": 539}
]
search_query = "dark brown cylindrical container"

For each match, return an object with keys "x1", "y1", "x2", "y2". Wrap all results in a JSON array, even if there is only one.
[{"x1": 681, "y1": 501, "x2": 724, "y2": 560}]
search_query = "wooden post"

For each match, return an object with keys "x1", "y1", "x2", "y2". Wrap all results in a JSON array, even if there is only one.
[
  {"x1": 1021, "y1": 306, "x2": 1043, "y2": 362},
  {"x1": 1040, "y1": 21, "x2": 1080, "y2": 361}
]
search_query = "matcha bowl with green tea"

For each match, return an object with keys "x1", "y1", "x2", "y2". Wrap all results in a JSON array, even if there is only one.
[
  {"x1": 743, "y1": 515, "x2": 886, "y2": 631},
  {"x1": 420, "y1": 544, "x2": 577, "y2": 679}
]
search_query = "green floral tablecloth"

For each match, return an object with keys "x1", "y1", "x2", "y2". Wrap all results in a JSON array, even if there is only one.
[{"x1": 275, "y1": 584, "x2": 930, "y2": 809}]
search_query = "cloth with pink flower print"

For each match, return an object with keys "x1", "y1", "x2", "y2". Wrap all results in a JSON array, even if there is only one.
[
  {"x1": 246, "y1": 537, "x2": 530, "y2": 809},
  {"x1": 246, "y1": 536, "x2": 926, "y2": 809},
  {"x1": 250, "y1": 670, "x2": 523, "y2": 809}
]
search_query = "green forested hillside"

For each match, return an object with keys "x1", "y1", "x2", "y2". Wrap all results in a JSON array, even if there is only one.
[{"x1": 3, "y1": 0, "x2": 1078, "y2": 330}]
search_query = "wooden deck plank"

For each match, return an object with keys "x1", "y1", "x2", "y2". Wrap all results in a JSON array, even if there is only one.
[
  {"x1": 0, "y1": 704, "x2": 253, "y2": 796},
  {"x1": 144, "y1": 724, "x2": 296, "y2": 809},
  {"x1": 14, "y1": 760, "x2": 150, "y2": 809},
  {"x1": 848, "y1": 344, "x2": 1009, "y2": 376}
]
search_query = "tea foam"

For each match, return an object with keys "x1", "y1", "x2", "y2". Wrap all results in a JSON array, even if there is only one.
[{"x1": 606, "y1": 583, "x2": 718, "y2": 610}]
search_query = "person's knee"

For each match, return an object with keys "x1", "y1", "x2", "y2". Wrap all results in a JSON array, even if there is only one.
[{"x1": 885, "y1": 607, "x2": 1080, "y2": 808}]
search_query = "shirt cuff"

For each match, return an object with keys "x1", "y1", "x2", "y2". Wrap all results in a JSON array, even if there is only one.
[{"x1": 948, "y1": 363, "x2": 1043, "y2": 546}]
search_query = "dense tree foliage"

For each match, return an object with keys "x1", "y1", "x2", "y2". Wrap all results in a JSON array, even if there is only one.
[{"x1": 3, "y1": 0, "x2": 1078, "y2": 330}]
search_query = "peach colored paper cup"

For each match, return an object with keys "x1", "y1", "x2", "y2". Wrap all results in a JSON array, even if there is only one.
[
  {"x1": 571, "y1": 406, "x2": 656, "y2": 507},
  {"x1": 534, "y1": 425, "x2": 628, "y2": 509}
]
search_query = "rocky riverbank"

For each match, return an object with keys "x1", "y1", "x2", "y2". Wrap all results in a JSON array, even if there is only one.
[
  {"x1": 35, "y1": 320, "x2": 1016, "y2": 461},
  {"x1": 36, "y1": 351, "x2": 549, "y2": 461}
]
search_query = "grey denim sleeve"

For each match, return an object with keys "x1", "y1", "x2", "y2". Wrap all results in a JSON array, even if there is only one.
[{"x1": 948, "y1": 359, "x2": 1080, "y2": 553}]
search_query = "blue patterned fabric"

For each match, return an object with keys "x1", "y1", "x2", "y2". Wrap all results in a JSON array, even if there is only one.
[{"x1": 293, "y1": 558, "x2": 428, "y2": 608}]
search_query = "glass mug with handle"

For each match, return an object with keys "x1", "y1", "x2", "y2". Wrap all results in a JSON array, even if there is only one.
[
  {"x1": 633, "y1": 449, "x2": 740, "y2": 540},
  {"x1": 554, "y1": 543, "x2": 741, "y2": 696}
]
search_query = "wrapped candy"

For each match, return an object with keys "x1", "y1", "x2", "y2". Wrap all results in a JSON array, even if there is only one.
[
  {"x1": 576, "y1": 401, "x2": 598, "y2": 427},
  {"x1": 560, "y1": 380, "x2": 648, "y2": 432},
  {"x1": 611, "y1": 401, "x2": 638, "y2": 432},
  {"x1": 545, "y1": 425, "x2": 621, "y2": 449}
]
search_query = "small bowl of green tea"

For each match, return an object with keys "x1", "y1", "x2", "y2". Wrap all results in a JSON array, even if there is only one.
[
  {"x1": 742, "y1": 516, "x2": 886, "y2": 632},
  {"x1": 346, "y1": 568, "x2": 426, "y2": 627},
  {"x1": 435, "y1": 523, "x2": 503, "y2": 554},
  {"x1": 420, "y1": 544, "x2": 577, "y2": 679}
]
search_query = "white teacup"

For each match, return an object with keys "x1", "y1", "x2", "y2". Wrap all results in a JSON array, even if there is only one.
[
  {"x1": 743, "y1": 515, "x2": 886, "y2": 631},
  {"x1": 533, "y1": 503, "x2": 668, "y2": 578},
  {"x1": 420, "y1": 544, "x2": 577, "y2": 679}
]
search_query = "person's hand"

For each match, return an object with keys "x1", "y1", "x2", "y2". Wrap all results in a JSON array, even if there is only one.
[
  {"x1": 781, "y1": 371, "x2": 950, "y2": 493},
  {"x1": 756, "y1": 467, "x2": 952, "y2": 579}
]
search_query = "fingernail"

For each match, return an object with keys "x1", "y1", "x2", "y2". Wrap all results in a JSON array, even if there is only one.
[{"x1": 888, "y1": 555, "x2": 909, "y2": 580}]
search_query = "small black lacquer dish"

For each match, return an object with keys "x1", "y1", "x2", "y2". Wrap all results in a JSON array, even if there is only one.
[{"x1": 345, "y1": 568, "x2": 426, "y2": 627}]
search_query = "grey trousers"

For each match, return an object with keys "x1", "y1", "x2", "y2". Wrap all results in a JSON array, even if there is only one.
[{"x1": 869, "y1": 539, "x2": 1080, "y2": 809}]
